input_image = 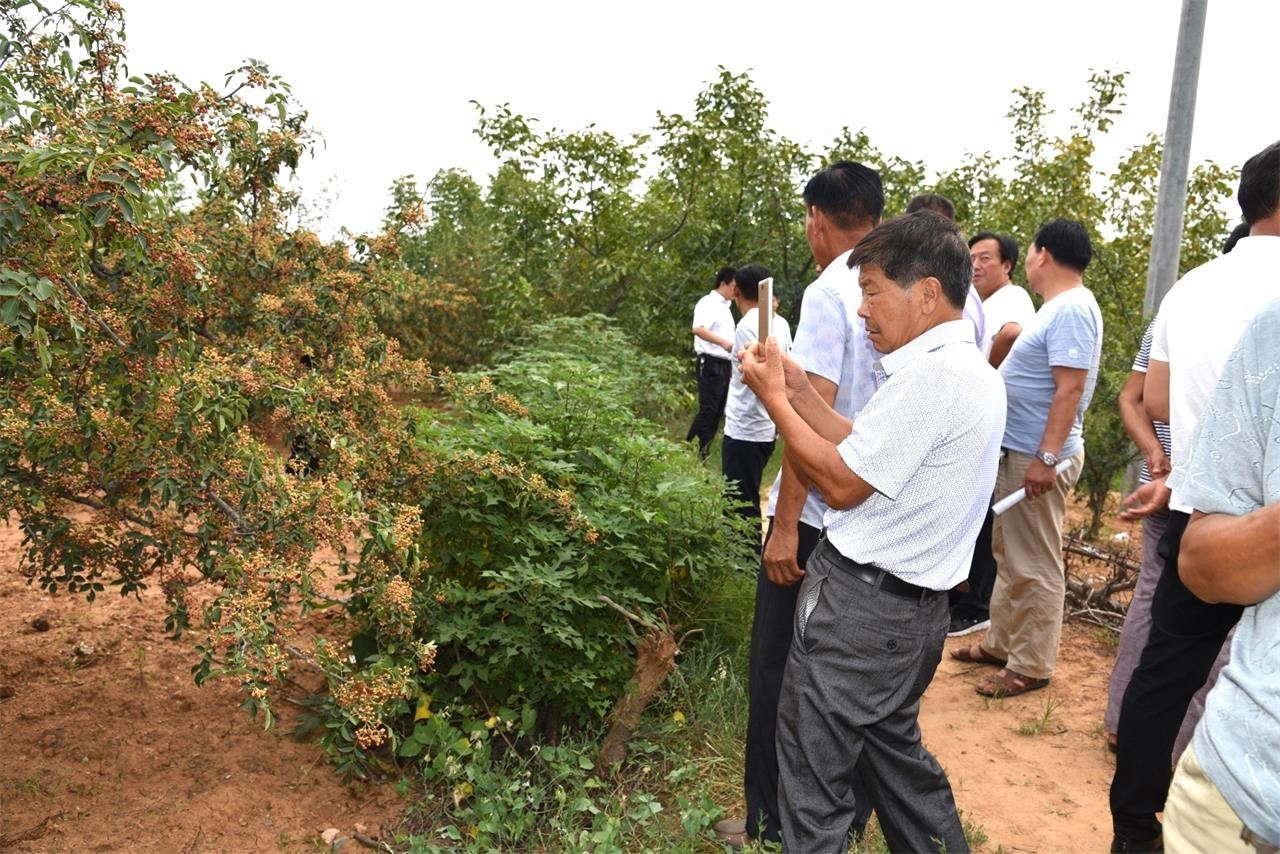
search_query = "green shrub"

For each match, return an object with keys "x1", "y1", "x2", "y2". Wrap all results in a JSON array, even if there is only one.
[
  {"x1": 312, "y1": 317, "x2": 754, "y2": 780},
  {"x1": 409, "y1": 317, "x2": 752, "y2": 724}
]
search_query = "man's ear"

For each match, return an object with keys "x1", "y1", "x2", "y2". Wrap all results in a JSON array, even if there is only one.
[{"x1": 919, "y1": 276, "x2": 944, "y2": 313}]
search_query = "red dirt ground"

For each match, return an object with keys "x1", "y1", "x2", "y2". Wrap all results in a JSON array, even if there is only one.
[{"x1": 0, "y1": 508, "x2": 1137, "y2": 852}]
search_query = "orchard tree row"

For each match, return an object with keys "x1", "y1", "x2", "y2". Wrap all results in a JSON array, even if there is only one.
[{"x1": 390, "y1": 69, "x2": 1233, "y2": 531}]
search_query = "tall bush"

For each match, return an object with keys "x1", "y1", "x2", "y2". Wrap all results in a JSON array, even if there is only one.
[{"x1": 391, "y1": 316, "x2": 752, "y2": 742}]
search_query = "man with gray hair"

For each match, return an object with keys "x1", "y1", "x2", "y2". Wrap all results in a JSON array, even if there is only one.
[{"x1": 741, "y1": 211, "x2": 1005, "y2": 853}]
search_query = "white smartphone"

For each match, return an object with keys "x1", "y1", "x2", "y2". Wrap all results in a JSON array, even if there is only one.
[{"x1": 758, "y1": 277, "x2": 774, "y2": 344}]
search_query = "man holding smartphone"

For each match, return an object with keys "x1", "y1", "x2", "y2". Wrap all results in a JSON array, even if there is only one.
[{"x1": 714, "y1": 161, "x2": 884, "y2": 848}]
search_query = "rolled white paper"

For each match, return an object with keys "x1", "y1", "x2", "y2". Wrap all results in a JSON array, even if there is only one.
[{"x1": 991, "y1": 459, "x2": 1074, "y2": 516}]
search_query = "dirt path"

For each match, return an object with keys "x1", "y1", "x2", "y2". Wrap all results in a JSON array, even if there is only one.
[
  {"x1": 928, "y1": 623, "x2": 1117, "y2": 852},
  {"x1": 0, "y1": 516, "x2": 400, "y2": 852},
  {"x1": 0, "y1": 510, "x2": 1129, "y2": 852}
]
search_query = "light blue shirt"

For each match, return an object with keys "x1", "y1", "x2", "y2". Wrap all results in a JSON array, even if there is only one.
[
  {"x1": 998, "y1": 285, "x2": 1103, "y2": 457},
  {"x1": 1172, "y1": 298, "x2": 1280, "y2": 847}
]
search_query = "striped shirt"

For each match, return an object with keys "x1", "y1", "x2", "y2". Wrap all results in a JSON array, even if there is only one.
[{"x1": 1131, "y1": 320, "x2": 1173, "y2": 484}]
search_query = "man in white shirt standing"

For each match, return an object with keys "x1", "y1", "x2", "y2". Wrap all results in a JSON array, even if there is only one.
[
  {"x1": 1109, "y1": 138, "x2": 1280, "y2": 854},
  {"x1": 947, "y1": 231, "x2": 1037, "y2": 638},
  {"x1": 722, "y1": 264, "x2": 792, "y2": 531},
  {"x1": 969, "y1": 231, "x2": 1035, "y2": 368},
  {"x1": 741, "y1": 211, "x2": 1005, "y2": 853},
  {"x1": 713, "y1": 161, "x2": 884, "y2": 849},
  {"x1": 685, "y1": 266, "x2": 737, "y2": 458}
]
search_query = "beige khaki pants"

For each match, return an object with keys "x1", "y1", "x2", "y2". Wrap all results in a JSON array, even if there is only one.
[
  {"x1": 1165, "y1": 742, "x2": 1278, "y2": 854},
  {"x1": 983, "y1": 448, "x2": 1084, "y2": 680}
]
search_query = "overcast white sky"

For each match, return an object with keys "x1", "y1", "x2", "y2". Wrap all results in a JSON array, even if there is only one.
[{"x1": 122, "y1": 0, "x2": 1276, "y2": 237}]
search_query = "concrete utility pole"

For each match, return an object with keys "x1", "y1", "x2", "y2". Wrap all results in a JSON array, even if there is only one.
[{"x1": 1143, "y1": 0, "x2": 1209, "y2": 317}]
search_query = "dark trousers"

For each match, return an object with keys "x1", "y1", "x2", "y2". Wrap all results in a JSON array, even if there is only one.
[
  {"x1": 744, "y1": 519, "x2": 822, "y2": 842},
  {"x1": 1109, "y1": 510, "x2": 1243, "y2": 841},
  {"x1": 949, "y1": 508, "x2": 997, "y2": 620},
  {"x1": 777, "y1": 540, "x2": 967, "y2": 854},
  {"x1": 685, "y1": 354, "x2": 731, "y2": 457},
  {"x1": 721, "y1": 436, "x2": 775, "y2": 536}
]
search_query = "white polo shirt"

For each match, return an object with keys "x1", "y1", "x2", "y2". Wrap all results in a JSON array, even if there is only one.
[
  {"x1": 825, "y1": 320, "x2": 1006, "y2": 590},
  {"x1": 1150, "y1": 235, "x2": 1280, "y2": 513},
  {"x1": 725, "y1": 308, "x2": 793, "y2": 442},
  {"x1": 963, "y1": 284, "x2": 986, "y2": 352},
  {"x1": 979, "y1": 282, "x2": 1036, "y2": 359},
  {"x1": 691, "y1": 290, "x2": 734, "y2": 359}
]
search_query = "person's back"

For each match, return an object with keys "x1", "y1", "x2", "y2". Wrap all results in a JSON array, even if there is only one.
[
  {"x1": 1153, "y1": 234, "x2": 1280, "y2": 505},
  {"x1": 722, "y1": 264, "x2": 792, "y2": 528},
  {"x1": 1110, "y1": 138, "x2": 1280, "y2": 853},
  {"x1": 725, "y1": 309, "x2": 792, "y2": 443},
  {"x1": 1161, "y1": 298, "x2": 1280, "y2": 852}
]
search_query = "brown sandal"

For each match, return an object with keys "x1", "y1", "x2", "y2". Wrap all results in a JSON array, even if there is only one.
[
  {"x1": 949, "y1": 643, "x2": 1006, "y2": 667},
  {"x1": 975, "y1": 668, "x2": 1050, "y2": 698}
]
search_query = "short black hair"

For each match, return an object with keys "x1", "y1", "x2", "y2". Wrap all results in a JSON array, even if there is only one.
[
  {"x1": 1238, "y1": 139, "x2": 1280, "y2": 225},
  {"x1": 968, "y1": 230, "x2": 1020, "y2": 272},
  {"x1": 848, "y1": 211, "x2": 971, "y2": 310},
  {"x1": 905, "y1": 193, "x2": 956, "y2": 222},
  {"x1": 715, "y1": 266, "x2": 737, "y2": 286},
  {"x1": 1223, "y1": 221, "x2": 1251, "y2": 254},
  {"x1": 803, "y1": 161, "x2": 885, "y2": 231},
  {"x1": 1033, "y1": 218, "x2": 1092, "y2": 273},
  {"x1": 732, "y1": 264, "x2": 771, "y2": 301}
]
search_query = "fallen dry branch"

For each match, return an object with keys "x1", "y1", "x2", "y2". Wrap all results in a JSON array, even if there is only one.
[
  {"x1": 1063, "y1": 529, "x2": 1142, "y2": 631},
  {"x1": 0, "y1": 812, "x2": 65, "y2": 847},
  {"x1": 595, "y1": 595, "x2": 696, "y2": 771}
]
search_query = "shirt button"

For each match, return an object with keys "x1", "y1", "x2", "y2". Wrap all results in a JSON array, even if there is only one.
[{"x1": 886, "y1": 639, "x2": 898, "y2": 651}]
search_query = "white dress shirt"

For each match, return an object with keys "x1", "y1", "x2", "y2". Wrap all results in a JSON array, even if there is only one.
[
  {"x1": 980, "y1": 282, "x2": 1036, "y2": 359},
  {"x1": 825, "y1": 319, "x2": 1007, "y2": 590},
  {"x1": 725, "y1": 308, "x2": 793, "y2": 442},
  {"x1": 691, "y1": 290, "x2": 734, "y2": 359}
]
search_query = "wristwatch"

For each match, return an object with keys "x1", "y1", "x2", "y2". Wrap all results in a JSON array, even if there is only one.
[{"x1": 1036, "y1": 449, "x2": 1059, "y2": 466}]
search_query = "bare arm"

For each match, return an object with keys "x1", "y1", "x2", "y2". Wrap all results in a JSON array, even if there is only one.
[
  {"x1": 1179, "y1": 505, "x2": 1280, "y2": 605},
  {"x1": 692, "y1": 325, "x2": 733, "y2": 353},
  {"x1": 764, "y1": 372, "x2": 838, "y2": 586},
  {"x1": 742, "y1": 340, "x2": 872, "y2": 511},
  {"x1": 1023, "y1": 365, "x2": 1087, "y2": 499},
  {"x1": 1117, "y1": 369, "x2": 1171, "y2": 478},
  {"x1": 987, "y1": 322, "x2": 1022, "y2": 368},
  {"x1": 787, "y1": 371, "x2": 853, "y2": 444},
  {"x1": 1144, "y1": 359, "x2": 1171, "y2": 424}
]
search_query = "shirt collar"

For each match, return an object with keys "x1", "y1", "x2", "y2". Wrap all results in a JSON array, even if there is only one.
[
  {"x1": 876, "y1": 319, "x2": 975, "y2": 378},
  {"x1": 710, "y1": 290, "x2": 731, "y2": 305}
]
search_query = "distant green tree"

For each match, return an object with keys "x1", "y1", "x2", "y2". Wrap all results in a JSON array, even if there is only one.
[
  {"x1": 386, "y1": 69, "x2": 1233, "y2": 536},
  {"x1": 912, "y1": 72, "x2": 1232, "y2": 534}
]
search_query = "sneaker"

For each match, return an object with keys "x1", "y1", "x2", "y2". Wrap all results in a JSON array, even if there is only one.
[{"x1": 947, "y1": 615, "x2": 991, "y2": 637}]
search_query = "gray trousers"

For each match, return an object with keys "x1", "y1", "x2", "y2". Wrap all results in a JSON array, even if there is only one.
[{"x1": 777, "y1": 540, "x2": 967, "y2": 854}]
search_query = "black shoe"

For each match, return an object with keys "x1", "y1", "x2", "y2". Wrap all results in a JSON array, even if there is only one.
[
  {"x1": 947, "y1": 615, "x2": 991, "y2": 637},
  {"x1": 1110, "y1": 833, "x2": 1163, "y2": 853}
]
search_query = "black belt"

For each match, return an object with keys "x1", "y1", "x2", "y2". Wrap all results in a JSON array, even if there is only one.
[{"x1": 824, "y1": 542, "x2": 935, "y2": 602}]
